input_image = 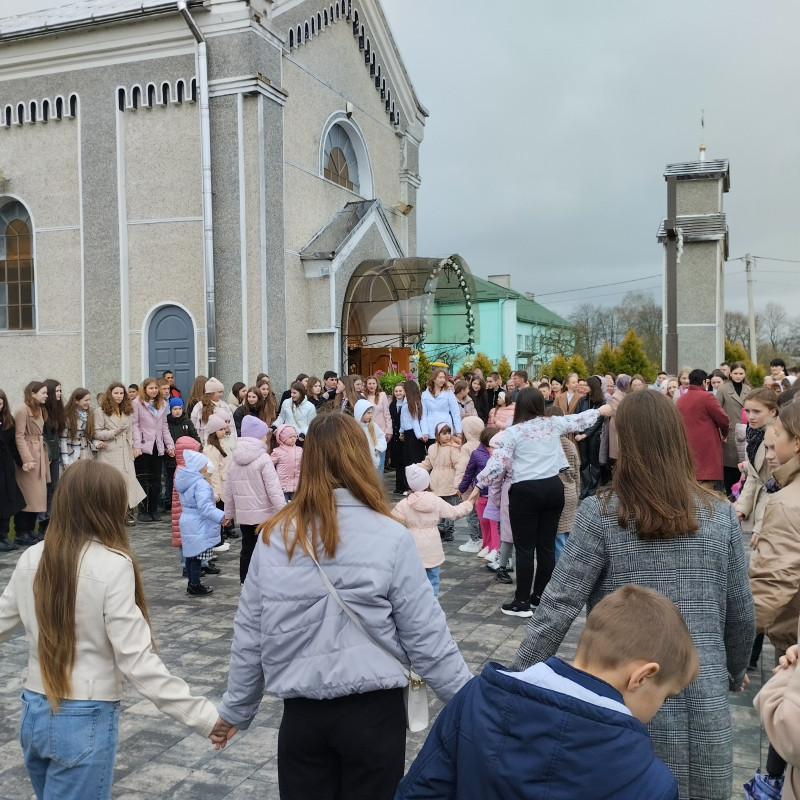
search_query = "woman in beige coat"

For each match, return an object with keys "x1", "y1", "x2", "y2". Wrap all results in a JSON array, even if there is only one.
[
  {"x1": 93, "y1": 382, "x2": 145, "y2": 519},
  {"x1": 14, "y1": 381, "x2": 50, "y2": 546},
  {"x1": 715, "y1": 361, "x2": 751, "y2": 493}
]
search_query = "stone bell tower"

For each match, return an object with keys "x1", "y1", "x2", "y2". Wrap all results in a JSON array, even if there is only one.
[{"x1": 657, "y1": 150, "x2": 729, "y2": 372}]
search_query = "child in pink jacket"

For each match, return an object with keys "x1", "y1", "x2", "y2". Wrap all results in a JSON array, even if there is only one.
[
  {"x1": 223, "y1": 415, "x2": 286, "y2": 585},
  {"x1": 271, "y1": 424, "x2": 303, "y2": 501},
  {"x1": 392, "y1": 464, "x2": 473, "y2": 598}
]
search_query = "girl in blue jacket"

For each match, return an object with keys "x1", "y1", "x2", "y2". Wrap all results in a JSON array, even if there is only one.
[{"x1": 175, "y1": 450, "x2": 228, "y2": 597}]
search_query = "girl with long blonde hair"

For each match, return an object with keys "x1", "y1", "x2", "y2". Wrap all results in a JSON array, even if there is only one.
[
  {"x1": 216, "y1": 413, "x2": 470, "y2": 799},
  {"x1": 0, "y1": 460, "x2": 226, "y2": 800}
]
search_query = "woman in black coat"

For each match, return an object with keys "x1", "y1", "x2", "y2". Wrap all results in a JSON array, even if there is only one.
[
  {"x1": 388, "y1": 384, "x2": 407, "y2": 494},
  {"x1": 469, "y1": 376, "x2": 490, "y2": 424},
  {"x1": 0, "y1": 389, "x2": 25, "y2": 551},
  {"x1": 575, "y1": 376, "x2": 606, "y2": 500}
]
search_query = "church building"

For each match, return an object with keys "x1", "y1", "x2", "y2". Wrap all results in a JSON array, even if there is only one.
[{"x1": 0, "y1": 0, "x2": 444, "y2": 398}]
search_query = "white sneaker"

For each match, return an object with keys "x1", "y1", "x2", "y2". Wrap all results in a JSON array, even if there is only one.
[
  {"x1": 211, "y1": 541, "x2": 230, "y2": 553},
  {"x1": 477, "y1": 546, "x2": 489, "y2": 558},
  {"x1": 458, "y1": 539, "x2": 482, "y2": 553},
  {"x1": 486, "y1": 558, "x2": 502, "y2": 571},
  {"x1": 481, "y1": 548, "x2": 498, "y2": 561}
]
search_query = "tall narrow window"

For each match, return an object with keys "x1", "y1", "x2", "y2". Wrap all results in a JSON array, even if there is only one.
[
  {"x1": 323, "y1": 124, "x2": 360, "y2": 193},
  {"x1": 0, "y1": 200, "x2": 35, "y2": 330}
]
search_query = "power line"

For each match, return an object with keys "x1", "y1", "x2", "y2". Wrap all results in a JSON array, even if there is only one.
[
  {"x1": 542, "y1": 284, "x2": 662, "y2": 306},
  {"x1": 729, "y1": 255, "x2": 800, "y2": 264},
  {"x1": 534, "y1": 274, "x2": 660, "y2": 298}
]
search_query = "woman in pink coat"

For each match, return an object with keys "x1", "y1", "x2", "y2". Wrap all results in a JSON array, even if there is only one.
[
  {"x1": 131, "y1": 378, "x2": 175, "y2": 523},
  {"x1": 223, "y1": 415, "x2": 286, "y2": 584},
  {"x1": 364, "y1": 376, "x2": 392, "y2": 474}
]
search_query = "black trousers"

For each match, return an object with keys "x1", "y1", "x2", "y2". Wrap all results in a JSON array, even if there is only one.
[
  {"x1": 278, "y1": 688, "x2": 405, "y2": 800},
  {"x1": 402, "y1": 430, "x2": 425, "y2": 468},
  {"x1": 723, "y1": 465, "x2": 740, "y2": 496},
  {"x1": 15, "y1": 510, "x2": 39, "y2": 536},
  {"x1": 239, "y1": 523, "x2": 259, "y2": 585},
  {"x1": 134, "y1": 446, "x2": 163, "y2": 514},
  {"x1": 508, "y1": 476, "x2": 564, "y2": 604}
]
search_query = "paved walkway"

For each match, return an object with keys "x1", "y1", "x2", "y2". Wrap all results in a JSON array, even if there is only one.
[{"x1": 0, "y1": 493, "x2": 771, "y2": 799}]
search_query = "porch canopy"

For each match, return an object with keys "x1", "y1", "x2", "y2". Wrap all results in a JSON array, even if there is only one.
[{"x1": 342, "y1": 256, "x2": 478, "y2": 350}]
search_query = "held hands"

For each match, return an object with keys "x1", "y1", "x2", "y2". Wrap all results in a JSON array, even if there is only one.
[
  {"x1": 774, "y1": 645, "x2": 799, "y2": 674},
  {"x1": 222, "y1": 518, "x2": 233, "y2": 528},
  {"x1": 166, "y1": 449, "x2": 175, "y2": 458},
  {"x1": 597, "y1": 404, "x2": 613, "y2": 418},
  {"x1": 22, "y1": 461, "x2": 35, "y2": 472},
  {"x1": 133, "y1": 449, "x2": 142, "y2": 459},
  {"x1": 209, "y1": 716, "x2": 238, "y2": 750},
  {"x1": 732, "y1": 673, "x2": 749, "y2": 693},
  {"x1": 574, "y1": 433, "x2": 586, "y2": 442}
]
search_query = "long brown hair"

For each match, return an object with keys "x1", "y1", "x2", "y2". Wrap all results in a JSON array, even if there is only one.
[
  {"x1": 426, "y1": 368, "x2": 447, "y2": 394},
  {"x1": 100, "y1": 382, "x2": 134, "y2": 416},
  {"x1": 363, "y1": 375, "x2": 385, "y2": 403},
  {"x1": 404, "y1": 380, "x2": 423, "y2": 420},
  {"x1": 33, "y1": 461, "x2": 152, "y2": 709},
  {"x1": 604, "y1": 389, "x2": 713, "y2": 538},
  {"x1": 241, "y1": 386, "x2": 264, "y2": 416},
  {"x1": 187, "y1": 375, "x2": 208, "y2": 415},
  {"x1": 257, "y1": 378, "x2": 278, "y2": 424},
  {"x1": 139, "y1": 378, "x2": 164, "y2": 410},
  {"x1": 24, "y1": 381, "x2": 48, "y2": 421},
  {"x1": 260, "y1": 413, "x2": 392, "y2": 559},
  {"x1": 63, "y1": 388, "x2": 95, "y2": 440},
  {"x1": 0, "y1": 389, "x2": 12, "y2": 431},
  {"x1": 338, "y1": 375, "x2": 360, "y2": 410},
  {"x1": 43, "y1": 378, "x2": 65, "y2": 432}
]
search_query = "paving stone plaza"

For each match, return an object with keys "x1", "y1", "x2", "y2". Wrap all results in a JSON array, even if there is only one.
[{"x1": 0, "y1": 481, "x2": 773, "y2": 799}]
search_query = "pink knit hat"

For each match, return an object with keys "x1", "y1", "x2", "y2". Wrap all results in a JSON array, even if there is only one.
[
  {"x1": 405, "y1": 464, "x2": 430, "y2": 493},
  {"x1": 205, "y1": 413, "x2": 228, "y2": 435},
  {"x1": 275, "y1": 424, "x2": 298, "y2": 445},
  {"x1": 205, "y1": 377, "x2": 224, "y2": 394}
]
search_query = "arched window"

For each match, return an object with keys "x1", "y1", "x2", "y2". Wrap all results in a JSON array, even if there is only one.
[
  {"x1": 176, "y1": 81, "x2": 185, "y2": 103},
  {"x1": 132, "y1": 86, "x2": 141, "y2": 109},
  {"x1": 42, "y1": 99, "x2": 50, "y2": 122},
  {"x1": 161, "y1": 82, "x2": 171, "y2": 104},
  {"x1": 324, "y1": 9, "x2": 328, "y2": 26},
  {"x1": 117, "y1": 88, "x2": 126, "y2": 112},
  {"x1": 69, "y1": 94, "x2": 77, "y2": 117},
  {"x1": 289, "y1": 28, "x2": 294, "y2": 47},
  {"x1": 297, "y1": 25, "x2": 302, "y2": 44},
  {"x1": 304, "y1": 21, "x2": 309, "y2": 39},
  {"x1": 16, "y1": 104, "x2": 24, "y2": 124},
  {"x1": 317, "y1": 12, "x2": 322, "y2": 30},
  {"x1": 0, "y1": 200, "x2": 35, "y2": 330},
  {"x1": 335, "y1": 3, "x2": 340, "y2": 19},
  {"x1": 147, "y1": 84, "x2": 156, "y2": 107},
  {"x1": 3, "y1": 107, "x2": 11, "y2": 126},
  {"x1": 311, "y1": 17, "x2": 315, "y2": 35},
  {"x1": 323, "y1": 125, "x2": 358, "y2": 192},
  {"x1": 29, "y1": 102, "x2": 37, "y2": 123},
  {"x1": 55, "y1": 97, "x2": 64, "y2": 119}
]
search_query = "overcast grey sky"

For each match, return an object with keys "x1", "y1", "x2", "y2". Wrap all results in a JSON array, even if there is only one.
[
  {"x1": 381, "y1": 0, "x2": 800, "y2": 319},
  {"x1": 6, "y1": 0, "x2": 799, "y2": 319}
]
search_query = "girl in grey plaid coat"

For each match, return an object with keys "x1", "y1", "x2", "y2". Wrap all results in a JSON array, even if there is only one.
[{"x1": 511, "y1": 390, "x2": 755, "y2": 800}]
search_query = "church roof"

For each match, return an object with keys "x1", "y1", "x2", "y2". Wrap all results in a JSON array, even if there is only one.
[{"x1": 0, "y1": 0, "x2": 202, "y2": 39}]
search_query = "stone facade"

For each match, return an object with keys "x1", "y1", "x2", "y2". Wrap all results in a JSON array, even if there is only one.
[{"x1": 0, "y1": 0, "x2": 426, "y2": 399}]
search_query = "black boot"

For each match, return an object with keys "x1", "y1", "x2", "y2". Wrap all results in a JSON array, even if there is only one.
[{"x1": 0, "y1": 534, "x2": 17, "y2": 552}]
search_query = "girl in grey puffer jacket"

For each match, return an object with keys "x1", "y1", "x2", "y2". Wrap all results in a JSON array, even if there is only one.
[{"x1": 217, "y1": 413, "x2": 471, "y2": 800}]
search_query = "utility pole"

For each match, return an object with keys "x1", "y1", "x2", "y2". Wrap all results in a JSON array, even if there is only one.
[
  {"x1": 664, "y1": 176, "x2": 679, "y2": 374},
  {"x1": 745, "y1": 253, "x2": 757, "y2": 363}
]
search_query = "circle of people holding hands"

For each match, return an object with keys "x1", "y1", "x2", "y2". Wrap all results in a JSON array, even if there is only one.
[{"x1": 2, "y1": 357, "x2": 800, "y2": 799}]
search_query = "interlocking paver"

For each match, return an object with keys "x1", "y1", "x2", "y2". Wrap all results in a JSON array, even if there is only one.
[{"x1": 0, "y1": 486, "x2": 772, "y2": 798}]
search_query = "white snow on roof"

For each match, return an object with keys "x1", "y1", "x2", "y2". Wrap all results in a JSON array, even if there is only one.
[{"x1": 0, "y1": 0, "x2": 177, "y2": 37}]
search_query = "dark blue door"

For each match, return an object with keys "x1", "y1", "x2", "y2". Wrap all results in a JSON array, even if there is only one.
[{"x1": 148, "y1": 305, "x2": 195, "y2": 399}]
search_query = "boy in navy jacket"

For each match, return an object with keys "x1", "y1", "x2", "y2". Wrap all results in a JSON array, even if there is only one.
[{"x1": 396, "y1": 585, "x2": 700, "y2": 800}]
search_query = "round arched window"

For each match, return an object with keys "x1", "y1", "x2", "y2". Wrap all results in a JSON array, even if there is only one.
[{"x1": 323, "y1": 124, "x2": 360, "y2": 193}]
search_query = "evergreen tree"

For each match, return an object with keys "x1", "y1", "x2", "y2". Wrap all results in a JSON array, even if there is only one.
[
  {"x1": 470, "y1": 351, "x2": 494, "y2": 377},
  {"x1": 616, "y1": 330, "x2": 656, "y2": 382},
  {"x1": 595, "y1": 342, "x2": 620, "y2": 376},
  {"x1": 566, "y1": 354, "x2": 589, "y2": 379},
  {"x1": 497, "y1": 354, "x2": 512, "y2": 383},
  {"x1": 416, "y1": 349, "x2": 433, "y2": 386},
  {"x1": 545, "y1": 354, "x2": 571, "y2": 380}
]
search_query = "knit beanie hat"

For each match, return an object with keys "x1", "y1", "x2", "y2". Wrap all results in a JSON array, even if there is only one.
[
  {"x1": 405, "y1": 464, "x2": 430, "y2": 493},
  {"x1": 616, "y1": 375, "x2": 631, "y2": 392},
  {"x1": 214, "y1": 404, "x2": 233, "y2": 422},
  {"x1": 275, "y1": 424, "x2": 298, "y2": 445},
  {"x1": 184, "y1": 450, "x2": 209, "y2": 473},
  {"x1": 241, "y1": 415, "x2": 269, "y2": 440},
  {"x1": 169, "y1": 397, "x2": 184, "y2": 410},
  {"x1": 205, "y1": 413, "x2": 228, "y2": 435},
  {"x1": 205, "y1": 377, "x2": 224, "y2": 394}
]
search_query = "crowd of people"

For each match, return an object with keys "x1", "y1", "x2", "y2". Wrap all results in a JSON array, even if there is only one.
[{"x1": 2, "y1": 354, "x2": 800, "y2": 799}]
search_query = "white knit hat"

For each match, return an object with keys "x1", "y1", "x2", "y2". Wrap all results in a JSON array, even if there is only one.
[{"x1": 405, "y1": 464, "x2": 430, "y2": 493}]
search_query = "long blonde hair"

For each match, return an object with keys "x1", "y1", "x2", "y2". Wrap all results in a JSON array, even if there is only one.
[
  {"x1": 33, "y1": 461, "x2": 152, "y2": 709},
  {"x1": 260, "y1": 413, "x2": 391, "y2": 559}
]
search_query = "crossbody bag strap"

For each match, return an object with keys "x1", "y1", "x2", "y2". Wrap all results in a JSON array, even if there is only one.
[{"x1": 306, "y1": 544, "x2": 412, "y2": 681}]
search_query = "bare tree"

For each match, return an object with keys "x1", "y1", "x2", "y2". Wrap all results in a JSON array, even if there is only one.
[{"x1": 761, "y1": 301, "x2": 791, "y2": 353}]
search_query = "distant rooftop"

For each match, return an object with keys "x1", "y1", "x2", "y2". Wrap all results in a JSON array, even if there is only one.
[
  {"x1": 0, "y1": 0, "x2": 202, "y2": 39},
  {"x1": 436, "y1": 275, "x2": 570, "y2": 328},
  {"x1": 663, "y1": 159, "x2": 730, "y2": 191}
]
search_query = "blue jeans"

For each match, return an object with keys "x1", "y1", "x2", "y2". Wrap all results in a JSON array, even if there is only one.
[
  {"x1": 377, "y1": 449, "x2": 386, "y2": 475},
  {"x1": 555, "y1": 532, "x2": 569, "y2": 563},
  {"x1": 20, "y1": 689, "x2": 120, "y2": 800},
  {"x1": 425, "y1": 567, "x2": 440, "y2": 598}
]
